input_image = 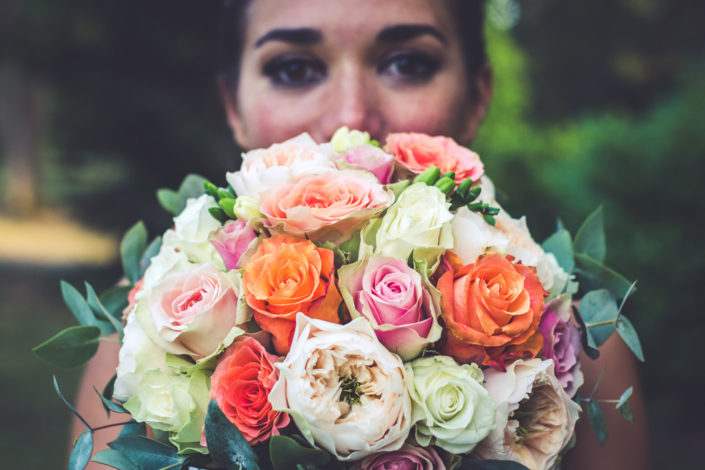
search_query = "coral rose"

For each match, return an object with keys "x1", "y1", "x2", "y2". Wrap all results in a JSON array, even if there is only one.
[
  {"x1": 385, "y1": 132, "x2": 484, "y2": 184},
  {"x1": 242, "y1": 235, "x2": 342, "y2": 354},
  {"x1": 210, "y1": 337, "x2": 290, "y2": 444},
  {"x1": 438, "y1": 253, "x2": 547, "y2": 367}
]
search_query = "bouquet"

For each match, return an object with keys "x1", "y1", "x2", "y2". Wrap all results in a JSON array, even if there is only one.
[{"x1": 36, "y1": 128, "x2": 643, "y2": 470}]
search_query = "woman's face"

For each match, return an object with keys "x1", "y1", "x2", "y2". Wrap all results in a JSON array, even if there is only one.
[{"x1": 225, "y1": 0, "x2": 491, "y2": 149}]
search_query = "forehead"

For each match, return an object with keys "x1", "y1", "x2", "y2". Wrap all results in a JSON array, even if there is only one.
[{"x1": 243, "y1": 0, "x2": 456, "y2": 45}]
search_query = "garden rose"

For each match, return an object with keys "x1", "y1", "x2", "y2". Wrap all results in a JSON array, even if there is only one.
[
  {"x1": 260, "y1": 170, "x2": 393, "y2": 240},
  {"x1": 386, "y1": 132, "x2": 484, "y2": 184},
  {"x1": 136, "y1": 263, "x2": 246, "y2": 359},
  {"x1": 338, "y1": 255, "x2": 441, "y2": 361},
  {"x1": 210, "y1": 337, "x2": 289, "y2": 444},
  {"x1": 405, "y1": 355, "x2": 496, "y2": 454},
  {"x1": 226, "y1": 133, "x2": 336, "y2": 201},
  {"x1": 438, "y1": 253, "x2": 547, "y2": 367},
  {"x1": 353, "y1": 444, "x2": 445, "y2": 470},
  {"x1": 209, "y1": 219, "x2": 257, "y2": 271},
  {"x1": 476, "y1": 359, "x2": 581, "y2": 470},
  {"x1": 539, "y1": 295, "x2": 583, "y2": 397},
  {"x1": 342, "y1": 144, "x2": 394, "y2": 184},
  {"x1": 269, "y1": 315, "x2": 412, "y2": 461},
  {"x1": 242, "y1": 235, "x2": 341, "y2": 355}
]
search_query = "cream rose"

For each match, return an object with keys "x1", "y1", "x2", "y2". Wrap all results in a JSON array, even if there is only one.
[
  {"x1": 269, "y1": 314, "x2": 412, "y2": 461},
  {"x1": 476, "y1": 359, "x2": 581, "y2": 470}
]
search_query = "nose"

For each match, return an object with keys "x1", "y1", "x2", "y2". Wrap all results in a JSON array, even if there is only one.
[{"x1": 318, "y1": 61, "x2": 383, "y2": 143}]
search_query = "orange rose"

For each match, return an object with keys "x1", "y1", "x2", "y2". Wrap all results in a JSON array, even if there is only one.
[
  {"x1": 385, "y1": 133, "x2": 484, "y2": 184},
  {"x1": 438, "y1": 253, "x2": 547, "y2": 367},
  {"x1": 242, "y1": 235, "x2": 341, "y2": 354}
]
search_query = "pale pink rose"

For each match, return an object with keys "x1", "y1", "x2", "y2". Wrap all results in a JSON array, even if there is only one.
[
  {"x1": 539, "y1": 296, "x2": 584, "y2": 397},
  {"x1": 338, "y1": 256, "x2": 441, "y2": 361},
  {"x1": 354, "y1": 444, "x2": 446, "y2": 470},
  {"x1": 146, "y1": 263, "x2": 243, "y2": 359},
  {"x1": 343, "y1": 144, "x2": 394, "y2": 184},
  {"x1": 386, "y1": 133, "x2": 484, "y2": 183},
  {"x1": 260, "y1": 170, "x2": 393, "y2": 240},
  {"x1": 209, "y1": 219, "x2": 257, "y2": 271}
]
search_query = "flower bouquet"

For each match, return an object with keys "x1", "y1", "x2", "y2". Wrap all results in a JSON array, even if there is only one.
[{"x1": 36, "y1": 128, "x2": 643, "y2": 470}]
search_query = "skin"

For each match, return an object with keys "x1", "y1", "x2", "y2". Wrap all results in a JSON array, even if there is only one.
[{"x1": 74, "y1": 1, "x2": 648, "y2": 468}]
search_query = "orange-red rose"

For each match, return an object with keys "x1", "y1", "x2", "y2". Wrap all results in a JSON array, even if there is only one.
[
  {"x1": 210, "y1": 337, "x2": 289, "y2": 444},
  {"x1": 242, "y1": 235, "x2": 342, "y2": 354},
  {"x1": 438, "y1": 253, "x2": 547, "y2": 367}
]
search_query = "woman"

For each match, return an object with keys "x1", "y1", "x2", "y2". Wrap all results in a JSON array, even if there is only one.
[{"x1": 75, "y1": 1, "x2": 649, "y2": 468}]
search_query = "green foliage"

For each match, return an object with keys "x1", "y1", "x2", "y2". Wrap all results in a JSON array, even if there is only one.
[
  {"x1": 68, "y1": 429, "x2": 93, "y2": 470},
  {"x1": 542, "y1": 229, "x2": 574, "y2": 273},
  {"x1": 33, "y1": 326, "x2": 101, "y2": 369},
  {"x1": 269, "y1": 435, "x2": 333, "y2": 470},
  {"x1": 587, "y1": 400, "x2": 608, "y2": 446},
  {"x1": 574, "y1": 207, "x2": 606, "y2": 263},
  {"x1": 107, "y1": 436, "x2": 186, "y2": 470},
  {"x1": 120, "y1": 221, "x2": 148, "y2": 284},
  {"x1": 616, "y1": 316, "x2": 645, "y2": 362},
  {"x1": 205, "y1": 399, "x2": 260, "y2": 470}
]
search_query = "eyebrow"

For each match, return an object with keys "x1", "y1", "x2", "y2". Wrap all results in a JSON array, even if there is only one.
[
  {"x1": 254, "y1": 28, "x2": 322, "y2": 48},
  {"x1": 376, "y1": 24, "x2": 448, "y2": 45}
]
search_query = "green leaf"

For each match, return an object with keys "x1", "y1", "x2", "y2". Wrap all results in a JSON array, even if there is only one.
[
  {"x1": 542, "y1": 229, "x2": 574, "y2": 273},
  {"x1": 616, "y1": 386, "x2": 633, "y2": 409},
  {"x1": 618, "y1": 398, "x2": 634, "y2": 423},
  {"x1": 85, "y1": 283, "x2": 123, "y2": 336},
  {"x1": 219, "y1": 197, "x2": 238, "y2": 218},
  {"x1": 269, "y1": 435, "x2": 331, "y2": 470},
  {"x1": 456, "y1": 458, "x2": 531, "y2": 469},
  {"x1": 141, "y1": 236, "x2": 163, "y2": 275},
  {"x1": 92, "y1": 449, "x2": 140, "y2": 470},
  {"x1": 33, "y1": 326, "x2": 101, "y2": 368},
  {"x1": 205, "y1": 399, "x2": 260, "y2": 470},
  {"x1": 61, "y1": 281, "x2": 98, "y2": 327},
  {"x1": 108, "y1": 436, "x2": 185, "y2": 470},
  {"x1": 175, "y1": 174, "x2": 207, "y2": 214},
  {"x1": 156, "y1": 188, "x2": 179, "y2": 215},
  {"x1": 574, "y1": 253, "x2": 632, "y2": 300},
  {"x1": 121, "y1": 221, "x2": 148, "y2": 284},
  {"x1": 578, "y1": 289, "x2": 619, "y2": 347},
  {"x1": 573, "y1": 306, "x2": 600, "y2": 359},
  {"x1": 616, "y1": 316, "x2": 645, "y2": 361},
  {"x1": 98, "y1": 285, "x2": 131, "y2": 319},
  {"x1": 587, "y1": 400, "x2": 608, "y2": 445},
  {"x1": 93, "y1": 386, "x2": 128, "y2": 414},
  {"x1": 574, "y1": 206, "x2": 606, "y2": 262},
  {"x1": 53, "y1": 376, "x2": 91, "y2": 429},
  {"x1": 119, "y1": 421, "x2": 147, "y2": 438},
  {"x1": 69, "y1": 429, "x2": 94, "y2": 470}
]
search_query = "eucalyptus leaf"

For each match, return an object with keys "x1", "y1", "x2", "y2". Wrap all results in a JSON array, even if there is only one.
[
  {"x1": 574, "y1": 253, "x2": 632, "y2": 300},
  {"x1": 574, "y1": 206, "x2": 606, "y2": 263},
  {"x1": 269, "y1": 435, "x2": 331, "y2": 470},
  {"x1": 455, "y1": 458, "x2": 531, "y2": 469},
  {"x1": 572, "y1": 304, "x2": 600, "y2": 359},
  {"x1": 141, "y1": 235, "x2": 163, "y2": 275},
  {"x1": 205, "y1": 399, "x2": 260, "y2": 470},
  {"x1": 618, "y1": 398, "x2": 634, "y2": 423},
  {"x1": 156, "y1": 188, "x2": 179, "y2": 215},
  {"x1": 34, "y1": 326, "x2": 101, "y2": 368},
  {"x1": 587, "y1": 400, "x2": 608, "y2": 445},
  {"x1": 93, "y1": 386, "x2": 128, "y2": 414},
  {"x1": 542, "y1": 229, "x2": 574, "y2": 273},
  {"x1": 99, "y1": 285, "x2": 131, "y2": 318},
  {"x1": 108, "y1": 436, "x2": 185, "y2": 470},
  {"x1": 92, "y1": 449, "x2": 140, "y2": 470},
  {"x1": 85, "y1": 283, "x2": 123, "y2": 336},
  {"x1": 69, "y1": 429, "x2": 94, "y2": 470},
  {"x1": 53, "y1": 376, "x2": 91, "y2": 429},
  {"x1": 578, "y1": 289, "x2": 619, "y2": 347},
  {"x1": 616, "y1": 386, "x2": 633, "y2": 409},
  {"x1": 119, "y1": 420, "x2": 147, "y2": 438},
  {"x1": 61, "y1": 280, "x2": 98, "y2": 326},
  {"x1": 175, "y1": 174, "x2": 208, "y2": 214},
  {"x1": 121, "y1": 221, "x2": 148, "y2": 284},
  {"x1": 616, "y1": 316, "x2": 645, "y2": 361}
]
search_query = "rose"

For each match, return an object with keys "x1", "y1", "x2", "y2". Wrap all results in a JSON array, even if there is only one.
[
  {"x1": 338, "y1": 255, "x2": 442, "y2": 361},
  {"x1": 209, "y1": 219, "x2": 257, "y2": 271},
  {"x1": 260, "y1": 170, "x2": 393, "y2": 241},
  {"x1": 341, "y1": 144, "x2": 394, "y2": 184},
  {"x1": 226, "y1": 133, "x2": 336, "y2": 202},
  {"x1": 209, "y1": 337, "x2": 290, "y2": 444},
  {"x1": 232, "y1": 195, "x2": 263, "y2": 220},
  {"x1": 476, "y1": 359, "x2": 581, "y2": 470},
  {"x1": 269, "y1": 314, "x2": 412, "y2": 461},
  {"x1": 331, "y1": 126, "x2": 372, "y2": 152},
  {"x1": 539, "y1": 295, "x2": 583, "y2": 397},
  {"x1": 438, "y1": 253, "x2": 547, "y2": 367},
  {"x1": 373, "y1": 183, "x2": 453, "y2": 267},
  {"x1": 136, "y1": 263, "x2": 247, "y2": 359},
  {"x1": 353, "y1": 444, "x2": 446, "y2": 470},
  {"x1": 405, "y1": 355, "x2": 495, "y2": 454},
  {"x1": 242, "y1": 235, "x2": 341, "y2": 355},
  {"x1": 385, "y1": 132, "x2": 484, "y2": 184}
]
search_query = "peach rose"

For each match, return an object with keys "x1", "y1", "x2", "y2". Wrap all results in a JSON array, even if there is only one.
[
  {"x1": 210, "y1": 337, "x2": 290, "y2": 444},
  {"x1": 438, "y1": 253, "x2": 547, "y2": 367},
  {"x1": 242, "y1": 235, "x2": 342, "y2": 354},
  {"x1": 385, "y1": 133, "x2": 484, "y2": 184}
]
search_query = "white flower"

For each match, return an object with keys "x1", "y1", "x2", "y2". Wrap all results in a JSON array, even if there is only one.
[
  {"x1": 269, "y1": 314, "x2": 412, "y2": 461},
  {"x1": 476, "y1": 359, "x2": 581, "y2": 470}
]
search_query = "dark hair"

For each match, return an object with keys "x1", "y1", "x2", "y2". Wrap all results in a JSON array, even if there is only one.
[{"x1": 219, "y1": 0, "x2": 487, "y2": 91}]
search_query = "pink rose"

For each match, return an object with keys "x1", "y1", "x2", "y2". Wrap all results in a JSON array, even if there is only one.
[
  {"x1": 539, "y1": 295, "x2": 584, "y2": 397},
  {"x1": 209, "y1": 219, "x2": 257, "y2": 271},
  {"x1": 343, "y1": 144, "x2": 394, "y2": 184},
  {"x1": 386, "y1": 132, "x2": 484, "y2": 184},
  {"x1": 354, "y1": 444, "x2": 446, "y2": 470},
  {"x1": 260, "y1": 170, "x2": 393, "y2": 240},
  {"x1": 338, "y1": 256, "x2": 442, "y2": 361}
]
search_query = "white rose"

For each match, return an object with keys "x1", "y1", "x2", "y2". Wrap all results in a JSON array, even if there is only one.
[
  {"x1": 476, "y1": 359, "x2": 581, "y2": 470},
  {"x1": 269, "y1": 314, "x2": 412, "y2": 461},
  {"x1": 139, "y1": 244, "x2": 190, "y2": 296},
  {"x1": 226, "y1": 133, "x2": 336, "y2": 202},
  {"x1": 162, "y1": 194, "x2": 223, "y2": 268}
]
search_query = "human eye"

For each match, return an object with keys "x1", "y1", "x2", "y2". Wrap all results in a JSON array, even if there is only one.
[
  {"x1": 378, "y1": 51, "x2": 441, "y2": 83},
  {"x1": 262, "y1": 55, "x2": 327, "y2": 88}
]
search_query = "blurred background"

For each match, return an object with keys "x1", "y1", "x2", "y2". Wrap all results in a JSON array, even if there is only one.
[{"x1": 1, "y1": 0, "x2": 703, "y2": 467}]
